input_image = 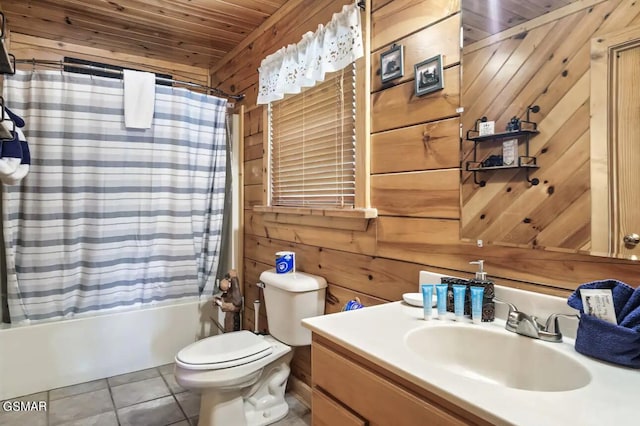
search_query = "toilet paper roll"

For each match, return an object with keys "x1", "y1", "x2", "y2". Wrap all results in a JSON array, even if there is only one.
[{"x1": 275, "y1": 251, "x2": 295, "y2": 274}]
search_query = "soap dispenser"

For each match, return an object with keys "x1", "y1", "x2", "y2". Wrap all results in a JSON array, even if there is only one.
[{"x1": 469, "y1": 260, "x2": 495, "y2": 322}]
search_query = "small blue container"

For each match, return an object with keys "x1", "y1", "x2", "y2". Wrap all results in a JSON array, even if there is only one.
[
  {"x1": 421, "y1": 284, "x2": 434, "y2": 320},
  {"x1": 452, "y1": 285, "x2": 467, "y2": 320},
  {"x1": 435, "y1": 284, "x2": 448, "y2": 319},
  {"x1": 470, "y1": 286, "x2": 485, "y2": 324}
]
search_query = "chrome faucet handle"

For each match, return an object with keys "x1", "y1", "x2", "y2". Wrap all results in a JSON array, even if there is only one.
[
  {"x1": 544, "y1": 313, "x2": 580, "y2": 335},
  {"x1": 492, "y1": 296, "x2": 518, "y2": 314},
  {"x1": 493, "y1": 297, "x2": 533, "y2": 335},
  {"x1": 493, "y1": 297, "x2": 543, "y2": 339},
  {"x1": 530, "y1": 315, "x2": 545, "y2": 329},
  {"x1": 533, "y1": 313, "x2": 580, "y2": 343}
]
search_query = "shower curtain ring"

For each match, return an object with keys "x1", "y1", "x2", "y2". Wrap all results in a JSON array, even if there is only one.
[{"x1": 32, "y1": 58, "x2": 36, "y2": 72}]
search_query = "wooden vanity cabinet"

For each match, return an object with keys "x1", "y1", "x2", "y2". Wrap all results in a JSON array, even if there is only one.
[{"x1": 310, "y1": 333, "x2": 492, "y2": 426}]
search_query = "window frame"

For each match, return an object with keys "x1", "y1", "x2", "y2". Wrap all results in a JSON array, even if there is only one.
[{"x1": 254, "y1": 39, "x2": 374, "y2": 221}]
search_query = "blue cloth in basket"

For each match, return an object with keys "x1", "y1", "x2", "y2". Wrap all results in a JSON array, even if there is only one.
[
  {"x1": 567, "y1": 279, "x2": 635, "y2": 324},
  {"x1": 619, "y1": 288, "x2": 640, "y2": 330},
  {"x1": 568, "y1": 279, "x2": 640, "y2": 368}
]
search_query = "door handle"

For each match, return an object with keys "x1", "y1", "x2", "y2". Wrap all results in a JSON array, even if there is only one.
[{"x1": 623, "y1": 233, "x2": 640, "y2": 246}]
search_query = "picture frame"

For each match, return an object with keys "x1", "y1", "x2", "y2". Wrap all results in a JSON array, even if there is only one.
[
  {"x1": 414, "y1": 54, "x2": 444, "y2": 96},
  {"x1": 380, "y1": 44, "x2": 404, "y2": 83}
]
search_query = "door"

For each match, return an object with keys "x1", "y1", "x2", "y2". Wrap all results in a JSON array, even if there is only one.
[
  {"x1": 591, "y1": 26, "x2": 640, "y2": 259},
  {"x1": 613, "y1": 45, "x2": 640, "y2": 258}
]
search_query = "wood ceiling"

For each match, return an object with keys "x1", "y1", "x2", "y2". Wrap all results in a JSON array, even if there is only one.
[
  {"x1": 462, "y1": 0, "x2": 581, "y2": 45},
  {"x1": 1, "y1": 0, "x2": 289, "y2": 69}
]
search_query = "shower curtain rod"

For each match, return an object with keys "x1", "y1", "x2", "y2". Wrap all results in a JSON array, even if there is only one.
[{"x1": 14, "y1": 59, "x2": 245, "y2": 101}]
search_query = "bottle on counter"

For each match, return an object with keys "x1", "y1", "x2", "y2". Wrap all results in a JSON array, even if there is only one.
[{"x1": 469, "y1": 260, "x2": 495, "y2": 322}]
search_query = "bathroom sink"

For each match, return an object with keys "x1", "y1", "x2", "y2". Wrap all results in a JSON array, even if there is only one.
[{"x1": 405, "y1": 324, "x2": 591, "y2": 392}]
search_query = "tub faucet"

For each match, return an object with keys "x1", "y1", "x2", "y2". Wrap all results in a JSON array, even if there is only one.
[{"x1": 494, "y1": 298, "x2": 579, "y2": 343}]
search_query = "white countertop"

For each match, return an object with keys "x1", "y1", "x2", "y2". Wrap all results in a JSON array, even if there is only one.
[{"x1": 302, "y1": 300, "x2": 640, "y2": 426}]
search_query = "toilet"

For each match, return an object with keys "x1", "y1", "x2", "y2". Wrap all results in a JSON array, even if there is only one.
[{"x1": 174, "y1": 269, "x2": 327, "y2": 426}]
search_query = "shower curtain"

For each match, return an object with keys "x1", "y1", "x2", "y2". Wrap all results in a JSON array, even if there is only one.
[{"x1": 1, "y1": 70, "x2": 227, "y2": 324}]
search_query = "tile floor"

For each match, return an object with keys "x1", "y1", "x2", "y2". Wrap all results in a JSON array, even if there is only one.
[{"x1": 0, "y1": 364, "x2": 311, "y2": 426}]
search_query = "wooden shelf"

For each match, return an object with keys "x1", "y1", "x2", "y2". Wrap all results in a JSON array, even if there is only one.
[
  {"x1": 466, "y1": 128, "x2": 539, "y2": 143},
  {"x1": 253, "y1": 205, "x2": 378, "y2": 231},
  {"x1": 465, "y1": 110, "x2": 541, "y2": 187},
  {"x1": 466, "y1": 159, "x2": 539, "y2": 172}
]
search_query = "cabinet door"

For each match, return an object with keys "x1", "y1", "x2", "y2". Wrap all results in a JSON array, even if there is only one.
[
  {"x1": 312, "y1": 388, "x2": 367, "y2": 426},
  {"x1": 312, "y1": 342, "x2": 470, "y2": 426}
]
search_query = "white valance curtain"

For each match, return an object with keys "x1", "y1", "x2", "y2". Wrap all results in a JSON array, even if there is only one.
[{"x1": 257, "y1": 2, "x2": 364, "y2": 104}]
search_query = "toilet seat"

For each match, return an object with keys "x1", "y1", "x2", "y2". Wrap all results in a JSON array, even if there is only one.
[{"x1": 176, "y1": 330, "x2": 273, "y2": 370}]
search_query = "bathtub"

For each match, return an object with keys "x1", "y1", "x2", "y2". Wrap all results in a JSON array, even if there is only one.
[{"x1": 0, "y1": 298, "x2": 222, "y2": 400}]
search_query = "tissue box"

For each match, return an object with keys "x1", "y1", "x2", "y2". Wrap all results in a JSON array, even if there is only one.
[{"x1": 575, "y1": 314, "x2": 640, "y2": 369}]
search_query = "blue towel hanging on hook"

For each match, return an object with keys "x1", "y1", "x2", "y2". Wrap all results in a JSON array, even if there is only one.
[
  {"x1": 4, "y1": 107, "x2": 25, "y2": 128},
  {"x1": 0, "y1": 108, "x2": 30, "y2": 185}
]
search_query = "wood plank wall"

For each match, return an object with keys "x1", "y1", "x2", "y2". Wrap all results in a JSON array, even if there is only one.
[
  {"x1": 460, "y1": 0, "x2": 640, "y2": 254},
  {"x1": 7, "y1": 33, "x2": 210, "y2": 87},
  {"x1": 215, "y1": 0, "x2": 640, "y2": 390}
]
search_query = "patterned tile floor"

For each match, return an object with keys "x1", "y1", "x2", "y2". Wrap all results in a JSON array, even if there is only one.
[{"x1": 0, "y1": 364, "x2": 311, "y2": 426}]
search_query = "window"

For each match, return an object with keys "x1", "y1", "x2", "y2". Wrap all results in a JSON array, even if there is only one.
[{"x1": 268, "y1": 66, "x2": 356, "y2": 208}]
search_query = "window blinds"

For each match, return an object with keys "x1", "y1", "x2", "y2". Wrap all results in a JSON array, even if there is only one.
[{"x1": 269, "y1": 66, "x2": 356, "y2": 208}]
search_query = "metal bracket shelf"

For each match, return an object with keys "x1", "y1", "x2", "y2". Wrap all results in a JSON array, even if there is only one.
[
  {"x1": 465, "y1": 106, "x2": 541, "y2": 187},
  {"x1": 466, "y1": 128, "x2": 539, "y2": 143},
  {"x1": 466, "y1": 161, "x2": 539, "y2": 172},
  {"x1": 466, "y1": 156, "x2": 540, "y2": 187}
]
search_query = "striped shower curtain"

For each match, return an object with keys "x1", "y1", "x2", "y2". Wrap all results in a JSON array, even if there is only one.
[{"x1": 2, "y1": 70, "x2": 227, "y2": 324}]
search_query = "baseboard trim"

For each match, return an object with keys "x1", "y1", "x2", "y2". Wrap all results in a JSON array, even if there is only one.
[{"x1": 288, "y1": 375, "x2": 312, "y2": 409}]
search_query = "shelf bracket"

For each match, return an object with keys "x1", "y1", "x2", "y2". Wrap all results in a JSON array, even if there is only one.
[
  {"x1": 526, "y1": 169, "x2": 539, "y2": 186},
  {"x1": 472, "y1": 171, "x2": 486, "y2": 187}
]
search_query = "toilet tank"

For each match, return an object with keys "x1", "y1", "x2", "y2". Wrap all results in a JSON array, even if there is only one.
[{"x1": 259, "y1": 269, "x2": 327, "y2": 346}]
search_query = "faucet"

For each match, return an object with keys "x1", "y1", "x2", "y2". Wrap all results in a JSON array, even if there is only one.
[{"x1": 494, "y1": 298, "x2": 579, "y2": 343}]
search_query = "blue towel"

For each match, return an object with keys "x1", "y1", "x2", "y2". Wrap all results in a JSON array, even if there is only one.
[
  {"x1": 567, "y1": 279, "x2": 634, "y2": 324},
  {"x1": 574, "y1": 314, "x2": 640, "y2": 368},
  {"x1": 4, "y1": 107, "x2": 25, "y2": 128},
  {"x1": 620, "y1": 287, "x2": 640, "y2": 330},
  {"x1": 568, "y1": 280, "x2": 640, "y2": 368}
]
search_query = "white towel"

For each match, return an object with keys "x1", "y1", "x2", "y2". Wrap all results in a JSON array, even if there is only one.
[{"x1": 123, "y1": 69, "x2": 156, "y2": 129}]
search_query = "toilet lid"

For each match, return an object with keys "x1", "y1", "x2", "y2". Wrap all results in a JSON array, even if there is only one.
[{"x1": 176, "y1": 330, "x2": 273, "y2": 370}]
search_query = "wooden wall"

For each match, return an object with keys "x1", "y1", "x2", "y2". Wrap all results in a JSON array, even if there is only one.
[
  {"x1": 215, "y1": 0, "x2": 640, "y2": 391},
  {"x1": 7, "y1": 33, "x2": 210, "y2": 87},
  {"x1": 460, "y1": 0, "x2": 640, "y2": 253}
]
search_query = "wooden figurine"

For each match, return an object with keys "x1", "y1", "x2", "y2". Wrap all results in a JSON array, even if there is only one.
[{"x1": 214, "y1": 269, "x2": 243, "y2": 332}]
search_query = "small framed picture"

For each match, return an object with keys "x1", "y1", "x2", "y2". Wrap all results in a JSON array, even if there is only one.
[
  {"x1": 414, "y1": 54, "x2": 444, "y2": 96},
  {"x1": 380, "y1": 44, "x2": 404, "y2": 83}
]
